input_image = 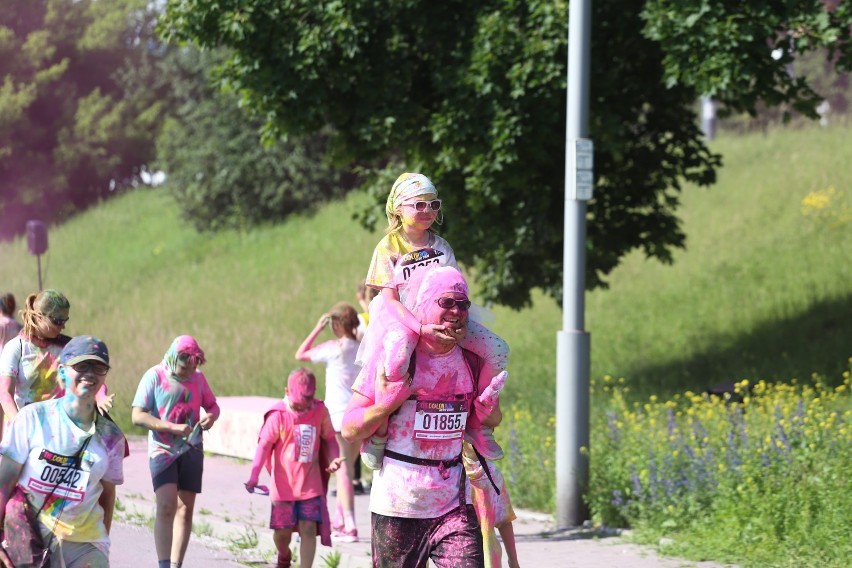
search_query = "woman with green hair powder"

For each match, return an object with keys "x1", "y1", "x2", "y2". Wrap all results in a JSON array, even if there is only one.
[{"x1": 0, "y1": 289, "x2": 72, "y2": 427}]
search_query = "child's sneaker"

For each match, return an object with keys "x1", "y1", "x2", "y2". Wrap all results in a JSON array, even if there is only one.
[
  {"x1": 276, "y1": 550, "x2": 292, "y2": 568},
  {"x1": 332, "y1": 527, "x2": 359, "y2": 543},
  {"x1": 361, "y1": 433, "x2": 387, "y2": 470},
  {"x1": 465, "y1": 426, "x2": 504, "y2": 461}
]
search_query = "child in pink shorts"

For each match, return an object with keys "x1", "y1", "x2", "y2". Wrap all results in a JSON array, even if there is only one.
[{"x1": 245, "y1": 369, "x2": 346, "y2": 568}]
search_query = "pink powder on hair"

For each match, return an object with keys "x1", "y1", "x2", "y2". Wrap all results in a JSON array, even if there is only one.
[
  {"x1": 174, "y1": 335, "x2": 206, "y2": 363},
  {"x1": 287, "y1": 368, "x2": 316, "y2": 404}
]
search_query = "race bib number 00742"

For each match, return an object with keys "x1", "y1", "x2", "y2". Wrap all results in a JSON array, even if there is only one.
[
  {"x1": 28, "y1": 464, "x2": 90, "y2": 502},
  {"x1": 413, "y1": 400, "x2": 467, "y2": 440}
]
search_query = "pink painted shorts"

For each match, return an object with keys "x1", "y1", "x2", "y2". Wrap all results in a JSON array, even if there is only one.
[{"x1": 270, "y1": 496, "x2": 322, "y2": 529}]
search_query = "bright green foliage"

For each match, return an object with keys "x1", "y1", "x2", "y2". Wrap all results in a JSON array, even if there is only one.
[
  {"x1": 494, "y1": 408, "x2": 557, "y2": 511},
  {"x1": 586, "y1": 372, "x2": 852, "y2": 567},
  {"x1": 0, "y1": 0, "x2": 162, "y2": 238},
  {"x1": 159, "y1": 0, "x2": 721, "y2": 307},
  {"x1": 154, "y1": 48, "x2": 350, "y2": 231},
  {"x1": 642, "y1": 0, "x2": 852, "y2": 120},
  {"x1": 160, "y1": 0, "x2": 851, "y2": 308}
]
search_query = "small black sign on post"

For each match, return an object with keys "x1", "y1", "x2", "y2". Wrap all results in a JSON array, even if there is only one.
[{"x1": 26, "y1": 220, "x2": 48, "y2": 291}]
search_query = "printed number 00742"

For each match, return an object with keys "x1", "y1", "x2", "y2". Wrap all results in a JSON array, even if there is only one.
[{"x1": 40, "y1": 465, "x2": 83, "y2": 489}]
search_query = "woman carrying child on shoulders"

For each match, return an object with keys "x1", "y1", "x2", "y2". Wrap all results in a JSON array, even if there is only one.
[{"x1": 358, "y1": 173, "x2": 509, "y2": 465}]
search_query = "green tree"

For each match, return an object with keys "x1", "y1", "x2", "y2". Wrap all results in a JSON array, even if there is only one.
[
  {"x1": 154, "y1": 47, "x2": 351, "y2": 231},
  {"x1": 161, "y1": 0, "x2": 852, "y2": 308},
  {"x1": 0, "y1": 0, "x2": 164, "y2": 239},
  {"x1": 642, "y1": 0, "x2": 851, "y2": 119}
]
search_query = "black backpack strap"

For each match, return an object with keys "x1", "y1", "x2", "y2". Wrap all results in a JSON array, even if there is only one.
[
  {"x1": 470, "y1": 444, "x2": 500, "y2": 495},
  {"x1": 385, "y1": 449, "x2": 470, "y2": 515},
  {"x1": 461, "y1": 348, "x2": 484, "y2": 383},
  {"x1": 407, "y1": 350, "x2": 417, "y2": 381}
]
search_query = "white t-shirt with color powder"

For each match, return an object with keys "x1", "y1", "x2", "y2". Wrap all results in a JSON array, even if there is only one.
[
  {"x1": 352, "y1": 345, "x2": 475, "y2": 519},
  {"x1": 131, "y1": 364, "x2": 219, "y2": 476},
  {"x1": 365, "y1": 233, "x2": 458, "y2": 307},
  {"x1": 0, "y1": 398, "x2": 125, "y2": 552},
  {"x1": 309, "y1": 337, "x2": 360, "y2": 431},
  {"x1": 0, "y1": 335, "x2": 67, "y2": 410}
]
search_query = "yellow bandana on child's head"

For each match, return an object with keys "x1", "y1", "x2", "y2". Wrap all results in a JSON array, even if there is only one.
[{"x1": 385, "y1": 173, "x2": 438, "y2": 224}]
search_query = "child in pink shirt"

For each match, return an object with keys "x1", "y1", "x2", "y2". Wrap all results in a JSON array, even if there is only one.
[{"x1": 245, "y1": 369, "x2": 345, "y2": 568}]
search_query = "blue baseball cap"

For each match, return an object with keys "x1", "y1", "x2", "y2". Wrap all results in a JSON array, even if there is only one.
[{"x1": 60, "y1": 335, "x2": 110, "y2": 368}]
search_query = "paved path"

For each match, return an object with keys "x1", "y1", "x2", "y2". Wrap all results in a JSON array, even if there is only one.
[{"x1": 112, "y1": 437, "x2": 731, "y2": 567}]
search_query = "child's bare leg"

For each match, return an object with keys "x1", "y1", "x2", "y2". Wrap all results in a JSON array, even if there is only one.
[
  {"x1": 497, "y1": 521, "x2": 520, "y2": 568},
  {"x1": 334, "y1": 432, "x2": 358, "y2": 536},
  {"x1": 383, "y1": 324, "x2": 417, "y2": 382},
  {"x1": 272, "y1": 528, "x2": 293, "y2": 568},
  {"x1": 298, "y1": 520, "x2": 318, "y2": 568}
]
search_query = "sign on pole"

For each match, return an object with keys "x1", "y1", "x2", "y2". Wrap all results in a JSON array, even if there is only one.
[{"x1": 26, "y1": 220, "x2": 48, "y2": 291}]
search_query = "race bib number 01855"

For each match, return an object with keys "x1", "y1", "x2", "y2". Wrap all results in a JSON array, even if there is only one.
[{"x1": 413, "y1": 400, "x2": 467, "y2": 440}]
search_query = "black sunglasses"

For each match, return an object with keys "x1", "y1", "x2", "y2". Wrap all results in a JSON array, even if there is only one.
[
  {"x1": 436, "y1": 297, "x2": 471, "y2": 311},
  {"x1": 177, "y1": 353, "x2": 201, "y2": 366},
  {"x1": 43, "y1": 314, "x2": 69, "y2": 326},
  {"x1": 71, "y1": 361, "x2": 110, "y2": 376}
]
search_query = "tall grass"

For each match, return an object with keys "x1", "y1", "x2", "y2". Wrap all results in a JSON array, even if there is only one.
[
  {"x1": 0, "y1": 189, "x2": 380, "y2": 426},
  {"x1": 582, "y1": 121, "x2": 852, "y2": 400}
]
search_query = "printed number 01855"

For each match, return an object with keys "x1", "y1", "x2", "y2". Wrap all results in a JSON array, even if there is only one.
[{"x1": 422, "y1": 413, "x2": 463, "y2": 431}]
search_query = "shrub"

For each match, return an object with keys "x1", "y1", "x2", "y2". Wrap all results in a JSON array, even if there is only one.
[
  {"x1": 586, "y1": 366, "x2": 851, "y2": 567},
  {"x1": 495, "y1": 407, "x2": 556, "y2": 512}
]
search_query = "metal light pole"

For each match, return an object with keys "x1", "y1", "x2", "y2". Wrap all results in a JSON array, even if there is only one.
[{"x1": 556, "y1": 0, "x2": 593, "y2": 529}]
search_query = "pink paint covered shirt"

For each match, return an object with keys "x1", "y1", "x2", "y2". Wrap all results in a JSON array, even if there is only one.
[
  {"x1": 353, "y1": 345, "x2": 475, "y2": 519},
  {"x1": 259, "y1": 400, "x2": 338, "y2": 502},
  {"x1": 131, "y1": 364, "x2": 219, "y2": 475},
  {"x1": 0, "y1": 316, "x2": 21, "y2": 347}
]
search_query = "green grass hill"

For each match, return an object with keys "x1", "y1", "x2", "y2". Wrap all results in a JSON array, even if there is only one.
[{"x1": 1, "y1": 121, "x2": 850, "y2": 434}]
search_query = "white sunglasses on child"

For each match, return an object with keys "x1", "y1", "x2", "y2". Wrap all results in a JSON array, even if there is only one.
[{"x1": 403, "y1": 199, "x2": 442, "y2": 212}]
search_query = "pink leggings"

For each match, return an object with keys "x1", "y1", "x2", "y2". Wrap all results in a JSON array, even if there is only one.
[{"x1": 382, "y1": 320, "x2": 509, "y2": 383}]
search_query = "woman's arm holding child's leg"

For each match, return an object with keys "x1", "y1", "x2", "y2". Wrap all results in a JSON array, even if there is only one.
[{"x1": 341, "y1": 374, "x2": 411, "y2": 443}]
